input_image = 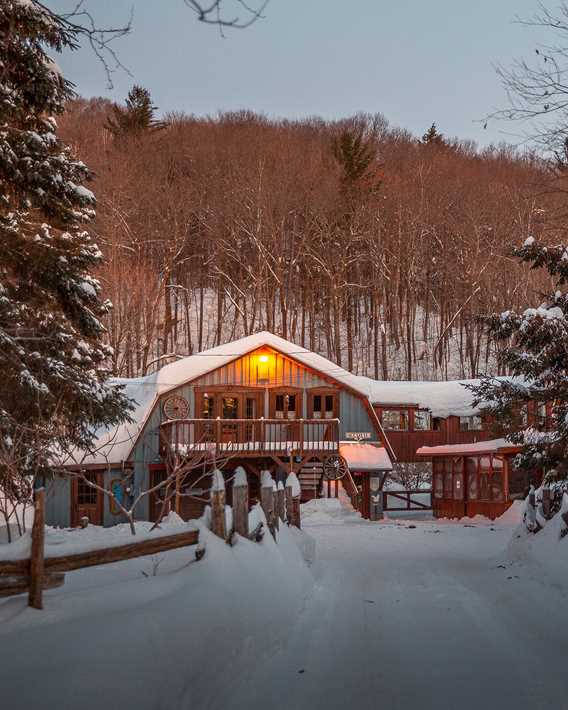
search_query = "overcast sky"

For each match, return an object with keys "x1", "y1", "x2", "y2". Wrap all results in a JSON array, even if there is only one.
[{"x1": 47, "y1": 0, "x2": 547, "y2": 146}]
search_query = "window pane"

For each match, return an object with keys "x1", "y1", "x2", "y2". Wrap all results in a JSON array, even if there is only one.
[
  {"x1": 325, "y1": 395, "x2": 334, "y2": 413},
  {"x1": 223, "y1": 397, "x2": 239, "y2": 419},
  {"x1": 78, "y1": 476, "x2": 97, "y2": 505},
  {"x1": 459, "y1": 415, "x2": 482, "y2": 431},
  {"x1": 491, "y1": 470, "x2": 504, "y2": 502},
  {"x1": 275, "y1": 394, "x2": 284, "y2": 412},
  {"x1": 444, "y1": 471, "x2": 453, "y2": 498},
  {"x1": 202, "y1": 395, "x2": 214, "y2": 419},
  {"x1": 434, "y1": 472, "x2": 443, "y2": 499},
  {"x1": 466, "y1": 458, "x2": 477, "y2": 499},
  {"x1": 382, "y1": 410, "x2": 408, "y2": 431},
  {"x1": 414, "y1": 410, "x2": 431, "y2": 431}
]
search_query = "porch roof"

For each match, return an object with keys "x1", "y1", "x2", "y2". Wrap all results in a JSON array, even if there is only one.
[
  {"x1": 339, "y1": 442, "x2": 393, "y2": 472},
  {"x1": 416, "y1": 438, "x2": 520, "y2": 458}
]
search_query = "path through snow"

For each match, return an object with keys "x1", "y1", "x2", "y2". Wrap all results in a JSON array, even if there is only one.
[{"x1": 216, "y1": 499, "x2": 568, "y2": 710}]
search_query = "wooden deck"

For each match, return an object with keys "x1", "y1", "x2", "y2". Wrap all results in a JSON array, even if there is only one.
[{"x1": 160, "y1": 418, "x2": 340, "y2": 459}]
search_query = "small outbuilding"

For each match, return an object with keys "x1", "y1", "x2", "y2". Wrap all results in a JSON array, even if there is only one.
[
  {"x1": 416, "y1": 438, "x2": 540, "y2": 519},
  {"x1": 339, "y1": 442, "x2": 392, "y2": 520}
]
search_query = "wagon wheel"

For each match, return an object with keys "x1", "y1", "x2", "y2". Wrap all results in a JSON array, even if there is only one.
[{"x1": 323, "y1": 455, "x2": 348, "y2": 481}]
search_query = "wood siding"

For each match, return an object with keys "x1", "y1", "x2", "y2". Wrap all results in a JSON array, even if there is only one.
[
  {"x1": 191, "y1": 347, "x2": 331, "y2": 389},
  {"x1": 373, "y1": 406, "x2": 493, "y2": 462}
]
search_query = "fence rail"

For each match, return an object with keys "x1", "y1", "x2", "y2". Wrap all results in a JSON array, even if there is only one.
[
  {"x1": 160, "y1": 418, "x2": 340, "y2": 458},
  {"x1": 383, "y1": 489, "x2": 433, "y2": 512},
  {"x1": 0, "y1": 490, "x2": 201, "y2": 609}
]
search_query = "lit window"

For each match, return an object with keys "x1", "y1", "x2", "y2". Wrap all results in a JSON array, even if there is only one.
[{"x1": 382, "y1": 410, "x2": 409, "y2": 431}]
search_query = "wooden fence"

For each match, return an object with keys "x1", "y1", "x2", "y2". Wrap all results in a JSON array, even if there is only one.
[
  {"x1": 0, "y1": 489, "x2": 200, "y2": 609},
  {"x1": 0, "y1": 472, "x2": 302, "y2": 610}
]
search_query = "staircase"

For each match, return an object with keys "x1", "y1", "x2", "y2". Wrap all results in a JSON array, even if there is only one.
[{"x1": 298, "y1": 460, "x2": 324, "y2": 502}]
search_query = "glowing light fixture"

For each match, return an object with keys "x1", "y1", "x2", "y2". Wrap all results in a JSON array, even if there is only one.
[{"x1": 259, "y1": 354, "x2": 269, "y2": 363}]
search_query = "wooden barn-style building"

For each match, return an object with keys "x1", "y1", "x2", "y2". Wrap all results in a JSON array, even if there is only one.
[
  {"x1": 48, "y1": 333, "x2": 395, "y2": 527},
  {"x1": 46, "y1": 332, "x2": 542, "y2": 527}
]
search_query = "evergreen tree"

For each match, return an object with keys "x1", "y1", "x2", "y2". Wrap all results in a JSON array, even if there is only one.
[
  {"x1": 0, "y1": 1, "x2": 132, "y2": 481},
  {"x1": 421, "y1": 122, "x2": 445, "y2": 146},
  {"x1": 332, "y1": 126, "x2": 380, "y2": 204},
  {"x1": 468, "y1": 236, "x2": 568, "y2": 486},
  {"x1": 105, "y1": 85, "x2": 164, "y2": 138}
]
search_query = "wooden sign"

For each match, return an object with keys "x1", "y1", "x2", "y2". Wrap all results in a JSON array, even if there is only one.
[{"x1": 345, "y1": 432, "x2": 372, "y2": 441}]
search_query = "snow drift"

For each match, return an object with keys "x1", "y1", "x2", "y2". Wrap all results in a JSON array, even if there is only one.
[{"x1": 0, "y1": 516, "x2": 314, "y2": 710}]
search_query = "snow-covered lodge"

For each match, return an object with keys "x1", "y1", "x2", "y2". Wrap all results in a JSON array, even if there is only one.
[{"x1": 47, "y1": 332, "x2": 538, "y2": 527}]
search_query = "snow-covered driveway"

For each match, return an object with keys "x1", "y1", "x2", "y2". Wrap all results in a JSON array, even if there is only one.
[{"x1": 216, "y1": 501, "x2": 568, "y2": 710}]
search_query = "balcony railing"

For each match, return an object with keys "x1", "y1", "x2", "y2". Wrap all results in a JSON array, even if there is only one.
[{"x1": 160, "y1": 418, "x2": 340, "y2": 458}]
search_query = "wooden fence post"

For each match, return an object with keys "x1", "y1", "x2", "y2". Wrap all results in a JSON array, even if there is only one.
[
  {"x1": 28, "y1": 488, "x2": 45, "y2": 610},
  {"x1": 285, "y1": 472, "x2": 301, "y2": 529},
  {"x1": 276, "y1": 481, "x2": 285, "y2": 523},
  {"x1": 232, "y1": 466, "x2": 249, "y2": 538},
  {"x1": 260, "y1": 470, "x2": 275, "y2": 536},
  {"x1": 272, "y1": 482, "x2": 279, "y2": 532},
  {"x1": 210, "y1": 469, "x2": 226, "y2": 539},
  {"x1": 526, "y1": 485, "x2": 537, "y2": 532},
  {"x1": 542, "y1": 486, "x2": 551, "y2": 520}
]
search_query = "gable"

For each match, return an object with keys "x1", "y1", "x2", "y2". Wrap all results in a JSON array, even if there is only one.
[{"x1": 190, "y1": 346, "x2": 333, "y2": 389}]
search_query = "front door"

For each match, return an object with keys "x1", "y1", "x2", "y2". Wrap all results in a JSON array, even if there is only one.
[
  {"x1": 221, "y1": 395, "x2": 240, "y2": 442},
  {"x1": 71, "y1": 473, "x2": 104, "y2": 526}
]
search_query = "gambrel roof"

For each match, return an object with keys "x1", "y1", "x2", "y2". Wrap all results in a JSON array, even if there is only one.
[{"x1": 71, "y1": 331, "x2": 482, "y2": 466}]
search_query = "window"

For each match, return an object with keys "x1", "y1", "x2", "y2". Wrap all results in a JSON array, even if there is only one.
[
  {"x1": 274, "y1": 392, "x2": 298, "y2": 420},
  {"x1": 77, "y1": 475, "x2": 97, "y2": 505},
  {"x1": 433, "y1": 461, "x2": 444, "y2": 499},
  {"x1": 382, "y1": 409, "x2": 409, "y2": 431},
  {"x1": 537, "y1": 403, "x2": 547, "y2": 429},
  {"x1": 466, "y1": 458, "x2": 478, "y2": 500},
  {"x1": 311, "y1": 392, "x2": 337, "y2": 420},
  {"x1": 222, "y1": 397, "x2": 239, "y2": 419},
  {"x1": 432, "y1": 417, "x2": 443, "y2": 432},
  {"x1": 414, "y1": 410, "x2": 431, "y2": 431},
  {"x1": 202, "y1": 394, "x2": 215, "y2": 419},
  {"x1": 459, "y1": 415, "x2": 483, "y2": 432}
]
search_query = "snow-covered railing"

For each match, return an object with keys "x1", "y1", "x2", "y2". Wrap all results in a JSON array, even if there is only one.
[{"x1": 160, "y1": 418, "x2": 340, "y2": 458}]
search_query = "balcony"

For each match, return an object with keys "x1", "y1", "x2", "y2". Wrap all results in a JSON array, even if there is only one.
[{"x1": 160, "y1": 418, "x2": 340, "y2": 459}]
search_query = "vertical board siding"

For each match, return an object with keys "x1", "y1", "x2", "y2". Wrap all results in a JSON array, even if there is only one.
[
  {"x1": 45, "y1": 476, "x2": 71, "y2": 528},
  {"x1": 191, "y1": 348, "x2": 329, "y2": 389}
]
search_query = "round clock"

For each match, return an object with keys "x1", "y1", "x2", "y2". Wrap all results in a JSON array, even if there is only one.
[{"x1": 163, "y1": 395, "x2": 189, "y2": 420}]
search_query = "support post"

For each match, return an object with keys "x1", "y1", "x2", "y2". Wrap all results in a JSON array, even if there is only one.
[
  {"x1": 260, "y1": 470, "x2": 275, "y2": 537},
  {"x1": 28, "y1": 488, "x2": 45, "y2": 610},
  {"x1": 210, "y1": 469, "x2": 226, "y2": 539},
  {"x1": 232, "y1": 466, "x2": 249, "y2": 538}
]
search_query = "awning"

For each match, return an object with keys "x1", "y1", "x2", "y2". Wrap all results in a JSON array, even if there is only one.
[{"x1": 339, "y1": 442, "x2": 392, "y2": 472}]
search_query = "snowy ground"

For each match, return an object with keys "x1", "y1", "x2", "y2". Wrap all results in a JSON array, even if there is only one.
[{"x1": 0, "y1": 500, "x2": 566, "y2": 710}]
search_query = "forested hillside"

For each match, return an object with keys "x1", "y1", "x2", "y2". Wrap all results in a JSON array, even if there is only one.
[{"x1": 60, "y1": 96, "x2": 555, "y2": 380}]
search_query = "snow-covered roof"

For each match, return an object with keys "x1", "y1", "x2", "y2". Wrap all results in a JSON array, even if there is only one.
[
  {"x1": 339, "y1": 442, "x2": 392, "y2": 471},
  {"x1": 416, "y1": 438, "x2": 517, "y2": 457},
  {"x1": 356, "y1": 377, "x2": 481, "y2": 418},
  {"x1": 76, "y1": 331, "x2": 484, "y2": 465}
]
